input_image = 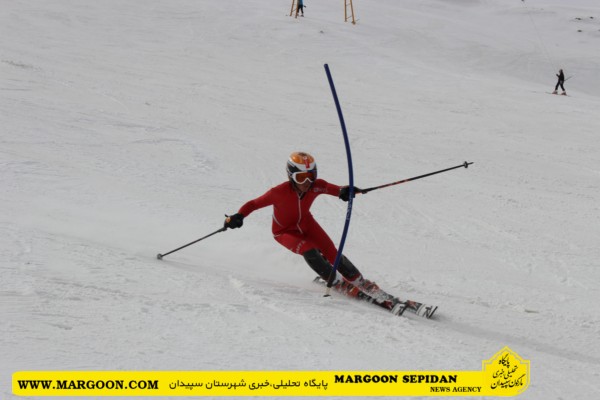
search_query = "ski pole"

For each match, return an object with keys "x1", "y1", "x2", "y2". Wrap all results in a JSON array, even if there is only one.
[
  {"x1": 157, "y1": 227, "x2": 227, "y2": 260},
  {"x1": 359, "y1": 161, "x2": 473, "y2": 195}
]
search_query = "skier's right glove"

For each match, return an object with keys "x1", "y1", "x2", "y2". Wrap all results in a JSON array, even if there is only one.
[{"x1": 224, "y1": 213, "x2": 244, "y2": 229}]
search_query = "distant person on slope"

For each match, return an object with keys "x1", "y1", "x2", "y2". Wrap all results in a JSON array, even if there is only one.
[
  {"x1": 297, "y1": 0, "x2": 304, "y2": 17},
  {"x1": 224, "y1": 151, "x2": 382, "y2": 299},
  {"x1": 553, "y1": 68, "x2": 566, "y2": 95}
]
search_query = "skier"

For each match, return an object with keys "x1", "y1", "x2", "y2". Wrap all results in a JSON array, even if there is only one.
[
  {"x1": 224, "y1": 151, "x2": 382, "y2": 299},
  {"x1": 553, "y1": 68, "x2": 566, "y2": 95},
  {"x1": 297, "y1": 0, "x2": 304, "y2": 17}
]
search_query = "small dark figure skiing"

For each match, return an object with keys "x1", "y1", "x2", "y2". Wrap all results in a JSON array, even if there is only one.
[
  {"x1": 297, "y1": 0, "x2": 304, "y2": 17},
  {"x1": 553, "y1": 69, "x2": 566, "y2": 95}
]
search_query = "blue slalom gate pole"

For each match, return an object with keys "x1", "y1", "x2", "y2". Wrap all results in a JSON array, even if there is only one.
[{"x1": 324, "y1": 64, "x2": 355, "y2": 295}]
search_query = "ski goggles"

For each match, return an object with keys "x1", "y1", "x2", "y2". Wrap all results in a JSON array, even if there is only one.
[{"x1": 291, "y1": 170, "x2": 317, "y2": 184}]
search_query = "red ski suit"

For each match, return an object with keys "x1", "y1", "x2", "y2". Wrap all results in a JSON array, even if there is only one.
[{"x1": 238, "y1": 179, "x2": 341, "y2": 264}]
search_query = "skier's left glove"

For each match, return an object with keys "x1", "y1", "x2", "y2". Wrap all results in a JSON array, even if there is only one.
[
  {"x1": 224, "y1": 213, "x2": 244, "y2": 229},
  {"x1": 339, "y1": 186, "x2": 362, "y2": 202}
]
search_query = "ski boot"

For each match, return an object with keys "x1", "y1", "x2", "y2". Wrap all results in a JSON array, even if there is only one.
[
  {"x1": 354, "y1": 278, "x2": 391, "y2": 303},
  {"x1": 332, "y1": 280, "x2": 362, "y2": 298}
]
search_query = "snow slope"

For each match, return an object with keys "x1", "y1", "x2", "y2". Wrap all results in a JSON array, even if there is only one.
[{"x1": 1, "y1": 0, "x2": 599, "y2": 398}]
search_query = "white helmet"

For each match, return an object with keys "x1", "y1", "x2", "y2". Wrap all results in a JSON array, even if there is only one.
[{"x1": 286, "y1": 152, "x2": 317, "y2": 184}]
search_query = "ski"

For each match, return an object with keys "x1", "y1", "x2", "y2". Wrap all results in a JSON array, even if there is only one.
[{"x1": 313, "y1": 277, "x2": 438, "y2": 319}]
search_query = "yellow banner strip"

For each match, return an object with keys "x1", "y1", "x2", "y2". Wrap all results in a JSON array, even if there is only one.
[{"x1": 12, "y1": 347, "x2": 529, "y2": 397}]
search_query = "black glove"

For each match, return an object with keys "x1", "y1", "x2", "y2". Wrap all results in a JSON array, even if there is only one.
[
  {"x1": 224, "y1": 213, "x2": 244, "y2": 229},
  {"x1": 339, "y1": 186, "x2": 361, "y2": 202}
]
